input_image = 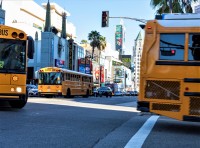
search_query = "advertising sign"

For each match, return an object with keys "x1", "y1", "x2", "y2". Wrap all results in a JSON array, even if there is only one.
[
  {"x1": 55, "y1": 59, "x2": 65, "y2": 68},
  {"x1": 93, "y1": 65, "x2": 104, "y2": 84},
  {"x1": 121, "y1": 55, "x2": 132, "y2": 69},
  {"x1": 78, "y1": 58, "x2": 91, "y2": 74},
  {"x1": 115, "y1": 25, "x2": 123, "y2": 52},
  {"x1": 68, "y1": 40, "x2": 73, "y2": 70}
]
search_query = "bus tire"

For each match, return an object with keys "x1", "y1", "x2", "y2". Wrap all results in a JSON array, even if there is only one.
[
  {"x1": 9, "y1": 94, "x2": 28, "y2": 109},
  {"x1": 66, "y1": 89, "x2": 71, "y2": 98},
  {"x1": 83, "y1": 90, "x2": 89, "y2": 98}
]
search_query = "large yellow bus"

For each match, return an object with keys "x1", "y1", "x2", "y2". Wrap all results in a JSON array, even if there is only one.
[
  {"x1": 0, "y1": 25, "x2": 34, "y2": 108},
  {"x1": 38, "y1": 67, "x2": 93, "y2": 98},
  {"x1": 137, "y1": 13, "x2": 200, "y2": 121}
]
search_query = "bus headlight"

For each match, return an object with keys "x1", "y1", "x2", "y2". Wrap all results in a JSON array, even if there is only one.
[
  {"x1": 11, "y1": 87, "x2": 15, "y2": 92},
  {"x1": 16, "y1": 87, "x2": 22, "y2": 93}
]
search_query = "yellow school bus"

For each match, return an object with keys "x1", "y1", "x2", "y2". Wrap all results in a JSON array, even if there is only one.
[
  {"x1": 137, "y1": 13, "x2": 200, "y2": 121},
  {"x1": 38, "y1": 67, "x2": 93, "y2": 98},
  {"x1": 0, "y1": 25, "x2": 34, "y2": 108}
]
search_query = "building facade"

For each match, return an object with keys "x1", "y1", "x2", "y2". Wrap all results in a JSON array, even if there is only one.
[
  {"x1": 2, "y1": 0, "x2": 133, "y2": 89},
  {"x1": 133, "y1": 31, "x2": 143, "y2": 91}
]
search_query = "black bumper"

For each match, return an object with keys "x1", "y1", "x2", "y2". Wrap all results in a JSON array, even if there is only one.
[{"x1": 137, "y1": 101, "x2": 150, "y2": 112}]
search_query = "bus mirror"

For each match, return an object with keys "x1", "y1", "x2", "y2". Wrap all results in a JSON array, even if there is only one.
[
  {"x1": 161, "y1": 49, "x2": 176, "y2": 56},
  {"x1": 139, "y1": 24, "x2": 145, "y2": 29},
  {"x1": 27, "y1": 36, "x2": 34, "y2": 59}
]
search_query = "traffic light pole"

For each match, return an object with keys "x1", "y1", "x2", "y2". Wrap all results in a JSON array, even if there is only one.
[
  {"x1": 102, "y1": 11, "x2": 147, "y2": 28},
  {"x1": 109, "y1": 16, "x2": 147, "y2": 24}
]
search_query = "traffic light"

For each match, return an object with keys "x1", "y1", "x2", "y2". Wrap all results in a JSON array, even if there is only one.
[{"x1": 102, "y1": 11, "x2": 109, "y2": 27}]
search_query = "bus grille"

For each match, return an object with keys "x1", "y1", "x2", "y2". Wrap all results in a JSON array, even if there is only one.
[
  {"x1": 145, "y1": 80, "x2": 180, "y2": 100},
  {"x1": 189, "y1": 97, "x2": 200, "y2": 115},
  {"x1": 152, "y1": 103, "x2": 180, "y2": 112}
]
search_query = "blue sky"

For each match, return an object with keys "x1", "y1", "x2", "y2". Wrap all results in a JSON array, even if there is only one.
[{"x1": 34, "y1": 0, "x2": 156, "y2": 55}]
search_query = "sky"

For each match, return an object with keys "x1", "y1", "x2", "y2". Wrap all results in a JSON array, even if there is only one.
[{"x1": 34, "y1": 0, "x2": 156, "y2": 55}]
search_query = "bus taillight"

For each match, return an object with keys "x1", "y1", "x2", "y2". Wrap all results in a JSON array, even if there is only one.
[
  {"x1": 147, "y1": 26, "x2": 152, "y2": 29},
  {"x1": 185, "y1": 87, "x2": 189, "y2": 91},
  {"x1": 19, "y1": 33, "x2": 25, "y2": 39},
  {"x1": 12, "y1": 32, "x2": 17, "y2": 38}
]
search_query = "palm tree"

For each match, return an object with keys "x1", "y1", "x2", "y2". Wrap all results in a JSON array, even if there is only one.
[
  {"x1": 88, "y1": 30, "x2": 101, "y2": 59},
  {"x1": 98, "y1": 36, "x2": 107, "y2": 51},
  {"x1": 150, "y1": 0, "x2": 198, "y2": 14},
  {"x1": 182, "y1": 0, "x2": 198, "y2": 13},
  {"x1": 80, "y1": 39, "x2": 88, "y2": 44},
  {"x1": 97, "y1": 35, "x2": 107, "y2": 64}
]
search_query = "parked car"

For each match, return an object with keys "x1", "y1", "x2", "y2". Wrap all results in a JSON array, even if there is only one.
[
  {"x1": 114, "y1": 91, "x2": 123, "y2": 96},
  {"x1": 92, "y1": 88, "x2": 99, "y2": 97},
  {"x1": 97, "y1": 86, "x2": 112, "y2": 97},
  {"x1": 28, "y1": 88, "x2": 38, "y2": 97},
  {"x1": 133, "y1": 91, "x2": 138, "y2": 96},
  {"x1": 126, "y1": 91, "x2": 135, "y2": 96}
]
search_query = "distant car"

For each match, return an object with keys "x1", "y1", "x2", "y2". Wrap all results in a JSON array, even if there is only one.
[
  {"x1": 126, "y1": 91, "x2": 134, "y2": 96},
  {"x1": 26, "y1": 84, "x2": 37, "y2": 92},
  {"x1": 92, "y1": 88, "x2": 98, "y2": 96},
  {"x1": 28, "y1": 88, "x2": 38, "y2": 97},
  {"x1": 114, "y1": 91, "x2": 123, "y2": 96},
  {"x1": 97, "y1": 86, "x2": 112, "y2": 97},
  {"x1": 121, "y1": 91, "x2": 126, "y2": 96},
  {"x1": 133, "y1": 91, "x2": 138, "y2": 96}
]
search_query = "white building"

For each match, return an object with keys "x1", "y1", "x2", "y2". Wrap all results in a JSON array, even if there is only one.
[
  {"x1": 133, "y1": 31, "x2": 143, "y2": 91},
  {"x1": 3, "y1": 0, "x2": 76, "y2": 40},
  {"x1": 2, "y1": 0, "x2": 78, "y2": 83}
]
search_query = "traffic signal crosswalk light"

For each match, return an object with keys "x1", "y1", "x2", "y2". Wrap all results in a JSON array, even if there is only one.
[{"x1": 102, "y1": 11, "x2": 109, "y2": 27}]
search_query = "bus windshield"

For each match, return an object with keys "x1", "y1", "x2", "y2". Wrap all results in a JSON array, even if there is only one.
[
  {"x1": 39, "y1": 72, "x2": 62, "y2": 85},
  {"x1": 0, "y1": 39, "x2": 26, "y2": 72}
]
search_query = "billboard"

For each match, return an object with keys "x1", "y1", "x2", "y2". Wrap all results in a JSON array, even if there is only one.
[
  {"x1": 68, "y1": 40, "x2": 73, "y2": 70},
  {"x1": 93, "y1": 65, "x2": 105, "y2": 84},
  {"x1": 115, "y1": 25, "x2": 123, "y2": 53},
  {"x1": 120, "y1": 55, "x2": 132, "y2": 69},
  {"x1": 78, "y1": 58, "x2": 91, "y2": 74},
  {"x1": 55, "y1": 59, "x2": 65, "y2": 68}
]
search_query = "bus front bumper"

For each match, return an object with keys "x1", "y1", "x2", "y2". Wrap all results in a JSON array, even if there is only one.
[{"x1": 137, "y1": 101, "x2": 150, "y2": 112}]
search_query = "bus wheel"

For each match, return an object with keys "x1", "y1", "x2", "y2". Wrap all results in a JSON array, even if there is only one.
[
  {"x1": 9, "y1": 94, "x2": 28, "y2": 109},
  {"x1": 83, "y1": 90, "x2": 89, "y2": 98},
  {"x1": 66, "y1": 89, "x2": 71, "y2": 98}
]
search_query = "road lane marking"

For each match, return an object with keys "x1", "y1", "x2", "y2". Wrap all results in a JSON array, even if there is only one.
[
  {"x1": 117, "y1": 102, "x2": 136, "y2": 107},
  {"x1": 28, "y1": 98, "x2": 139, "y2": 113},
  {"x1": 124, "y1": 115, "x2": 159, "y2": 148}
]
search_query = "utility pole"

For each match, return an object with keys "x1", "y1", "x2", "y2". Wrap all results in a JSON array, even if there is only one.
[{"x1": 124, "y1": 70, "x2": 126, "y2": 91}]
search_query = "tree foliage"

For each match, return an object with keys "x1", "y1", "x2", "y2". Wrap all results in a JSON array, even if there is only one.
[
  {"x1": 150, "y1": 0, "x2": 198, "y2": 14},
  {"x1": 88, "y1": 31, "x2": 107, "y2": 60}
]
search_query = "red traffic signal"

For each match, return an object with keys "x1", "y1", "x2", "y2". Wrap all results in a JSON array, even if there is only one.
[{"x1": 102, "y1": 11, "x2": 109, "y2": 27}]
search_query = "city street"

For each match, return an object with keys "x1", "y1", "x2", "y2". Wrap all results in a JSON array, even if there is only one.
[{"x1": 0, "y1": 96, "x2": 200, "y2": 148}]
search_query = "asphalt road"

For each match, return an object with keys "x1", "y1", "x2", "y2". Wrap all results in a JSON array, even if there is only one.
[{"x1": 0, "y1": 96, "x2": 200, "y2": 148}]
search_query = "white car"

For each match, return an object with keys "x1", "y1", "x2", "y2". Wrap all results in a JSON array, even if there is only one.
[
  {"x1": 26, "y1": 84, "x2": 37, "y2": 92},
  {"x1": 28, "y1": 88, "x2": 38, "y2": 97}
]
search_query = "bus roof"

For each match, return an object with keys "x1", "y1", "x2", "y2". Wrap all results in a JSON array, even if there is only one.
[
  {"x1": 39, "y1": 67, "x2": 93, "y2": 77},
  {"x1": 154, "y1": 13, "x2": 200, "y2": 27},
  {"x1": 156, "y1": 13, "x2": 200, "y2": 20}
]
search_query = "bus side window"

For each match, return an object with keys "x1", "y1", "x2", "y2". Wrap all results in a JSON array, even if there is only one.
[
  {"x1": 78, "y1": 76, "x2": 80, "y2": 81},
  {"x1": 67, "y1": 73, "x2": 70, "y2": 80},
  {"x1": 75, "y1": 75, "x2": 77, "y2": 81},
  {"x1": 191, "y1": 34, "x2": 200, "y2": 60},
  {"x1": 159, "y1": 34, "x2": 184, "y2": 60}
]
